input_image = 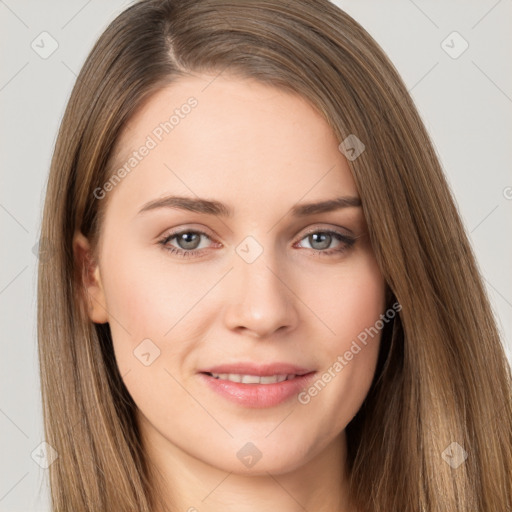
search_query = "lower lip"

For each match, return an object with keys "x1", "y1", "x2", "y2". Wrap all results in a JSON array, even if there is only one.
[{"x1": 198, "y1": 372, "x2": 317, "y2": 408}]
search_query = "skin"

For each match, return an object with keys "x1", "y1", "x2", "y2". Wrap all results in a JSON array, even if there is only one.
[{"x1": 74, "y1": 74, "x2": 387, "y2": 512}]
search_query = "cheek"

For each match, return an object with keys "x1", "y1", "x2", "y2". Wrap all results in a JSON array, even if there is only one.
[
  {"x1": 99, "y1": 243, "x2": 220, "y2": 382},
  {"x1": 100, "y1": 245, "x2": 198, "y2": 335},
  {"x1": 98, "y1": 247, "x2": 173, "y2": 372},
  {"x1": 333, "y1": 251, "x2": 386, "y2": 377},
  {"x1": 296, "y1": 251, "x2": 386, "y2": 426},
  {"x1": 303, "y1": 249, "x2": 386, "y2": 349}
]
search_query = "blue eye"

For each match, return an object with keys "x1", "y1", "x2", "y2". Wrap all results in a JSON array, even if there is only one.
[{"x1": 158, "y1": 228, "x2": 357, "y2": 258}]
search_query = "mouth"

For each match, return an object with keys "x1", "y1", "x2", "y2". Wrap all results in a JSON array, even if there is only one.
[{"x1": 198, "y1": 367, "x2": 317, "y2": 408}]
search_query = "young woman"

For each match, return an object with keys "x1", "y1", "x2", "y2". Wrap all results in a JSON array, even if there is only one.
[{"x1": 37, "y1": 0, "x2": 512, "y2": 510}]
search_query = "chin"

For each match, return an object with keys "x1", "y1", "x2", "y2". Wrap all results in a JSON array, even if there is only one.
[{"x1": 200, "y1": 439, "x2": 315, "y2": 476}]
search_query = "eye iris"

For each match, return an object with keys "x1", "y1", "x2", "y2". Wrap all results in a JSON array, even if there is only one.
[
  {"x1": 177, "y1": 232, "x2": 201, "y2": 250},
  {"x1": 309, "y1": 232, "x2": 331, "y2": 250}
]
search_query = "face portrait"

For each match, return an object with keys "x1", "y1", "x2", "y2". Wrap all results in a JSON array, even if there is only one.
[{"x1": 74, "y1": 73, "x2": 387, "y2": 502}]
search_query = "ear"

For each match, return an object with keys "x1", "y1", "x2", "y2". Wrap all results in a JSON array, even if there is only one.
[{"x1": 73, "y1": 231, "x2": 109, "y2": 324}]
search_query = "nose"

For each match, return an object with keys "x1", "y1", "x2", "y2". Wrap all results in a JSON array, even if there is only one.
[{"x1": 222, "y1": 249, "x2": 299, "y2": 338}]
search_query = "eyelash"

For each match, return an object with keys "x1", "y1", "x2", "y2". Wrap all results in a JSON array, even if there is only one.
[{"x1": 157, "y1": 228, "x2": 357, "y2": 259}]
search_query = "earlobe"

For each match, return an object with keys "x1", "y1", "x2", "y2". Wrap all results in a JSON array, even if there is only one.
[{"x1": 72, "y1": 231, "x2": 109, "y2": 324}]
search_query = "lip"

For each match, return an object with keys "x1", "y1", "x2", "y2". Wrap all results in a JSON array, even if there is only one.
[{"x1": 197, "y1": 362, "x2": 317, "y2": 408}]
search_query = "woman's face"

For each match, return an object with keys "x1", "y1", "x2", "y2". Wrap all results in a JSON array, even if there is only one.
[{"x1": 77, "y1": 74, "x2": 387, "y2": 475}]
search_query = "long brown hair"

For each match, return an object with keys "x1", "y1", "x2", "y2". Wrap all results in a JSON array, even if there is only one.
[{"x1": 37, "y1": 0, "x2": 512, "y2": 510}]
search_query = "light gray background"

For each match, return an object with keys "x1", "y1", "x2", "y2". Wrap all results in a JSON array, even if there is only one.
[{"x1": 1, "y1": 1, "x2": 511, "y2": 510}]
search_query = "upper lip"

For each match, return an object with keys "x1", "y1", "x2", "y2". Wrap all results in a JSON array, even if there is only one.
[{"x1": 199, "y1": 362, "x2": 315, "y2": 377}]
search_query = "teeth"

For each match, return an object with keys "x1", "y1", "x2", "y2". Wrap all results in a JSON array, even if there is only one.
[
  {"x1": 241, "y1": 375, "x2": 261, "y2": 384},
  {"x1": 209, "y1": 373, "x2": 296, "y2": 384}
]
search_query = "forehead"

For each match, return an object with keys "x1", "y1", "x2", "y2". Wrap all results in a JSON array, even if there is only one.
[{"x1": 104, "y1": 74, "x2": 359, "y2": 216}]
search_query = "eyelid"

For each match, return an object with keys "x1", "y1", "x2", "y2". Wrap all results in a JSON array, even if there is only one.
[
  {"x1": 297, "y1": 223, "x2": 354, "y2": 238},
  {"x1": 158, "y1": 224, "x2": 217, "y2": 241}
]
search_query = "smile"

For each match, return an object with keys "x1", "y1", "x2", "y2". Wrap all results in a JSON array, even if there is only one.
[{"x1": 207, "y1": 373, "x2": 297, "y2": 384}]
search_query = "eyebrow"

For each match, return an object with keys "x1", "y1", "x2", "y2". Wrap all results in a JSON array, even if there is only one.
[{"x1": 137, "y1": 195, "x2": 362, "y2": 217}]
